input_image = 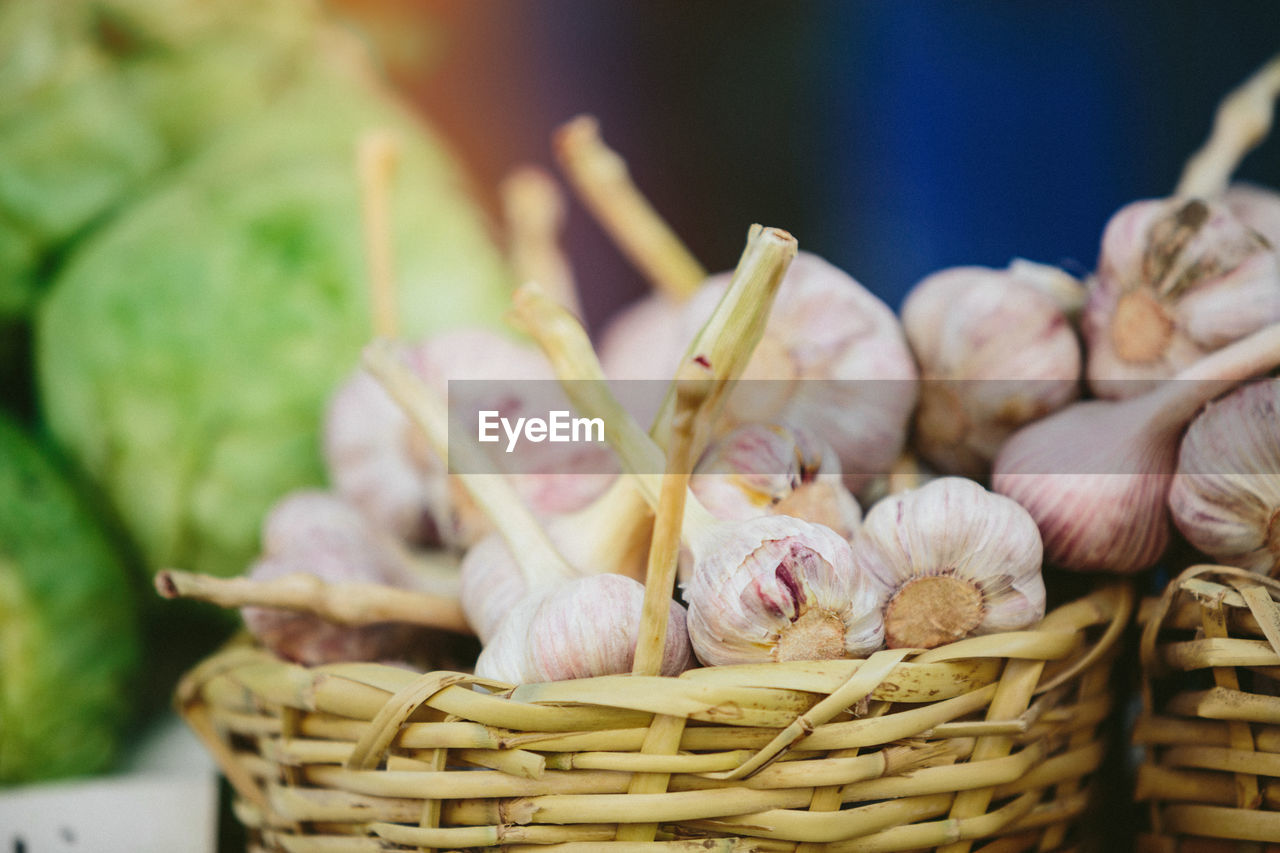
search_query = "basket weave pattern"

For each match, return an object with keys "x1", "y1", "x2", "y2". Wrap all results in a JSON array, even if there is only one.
[
  {"x1": 1136, "y1": 565, "x2": 1280, "y2": 850},
  {"x1": 180, "y1": 584, "x2": 1130, "y2": 852}
]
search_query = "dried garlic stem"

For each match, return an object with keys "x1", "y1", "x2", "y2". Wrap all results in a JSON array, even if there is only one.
[
  {"x1": 501, "y1": 166, "x2": 581, "y2": 316},
  {"x1": 362, "y1": 340, "x2": 575, "y2": 588},
  {"x1": 512, "y1": 224, "x2": 796, "y2": 490},
  {"x1": 155, "y1": 569, "x2": 472, "y2": 634},
  {"x1": 357, "y1": 130, "x2": 401, "y2": 340},
  {"x1": 554, "y1": 115, "x2": 705, "y2": 300},
  {"x1": 1178, "y1": 54, "x2": 1280, "y2": 198},
  {"x1": 633, "y1": 371, "x2": 710, "y2": 675}
]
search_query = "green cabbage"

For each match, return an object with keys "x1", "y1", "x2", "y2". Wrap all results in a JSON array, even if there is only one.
[
  {"x1": 0, "y1": 414, "x2": 139, "y2": 784},
  {"x1": 37, "y1": 60, "x2": 513, "y2": 580}
]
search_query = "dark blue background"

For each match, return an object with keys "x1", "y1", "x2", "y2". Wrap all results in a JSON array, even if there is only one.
[{"x1": 410, "y1": 2, "x2": 1280, "y2": 332}]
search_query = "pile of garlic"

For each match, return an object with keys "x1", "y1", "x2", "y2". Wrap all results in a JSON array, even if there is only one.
[{"x1": 158, "y1": 54, "x2": 1280, "y2": 685}]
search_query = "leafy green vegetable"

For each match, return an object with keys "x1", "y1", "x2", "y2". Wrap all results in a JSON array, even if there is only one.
[
  {"x1": 0, "y1": 414, "x2": 139, "y2": 784},
  {"x1": 37, "y1": 59, "x2": 513, "y2": 580}
]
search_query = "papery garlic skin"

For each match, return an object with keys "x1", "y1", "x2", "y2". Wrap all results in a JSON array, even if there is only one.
[
  {"x1": 695, "y1": 253, "x2": 919, "y2": 493},
  {"x1": 473, "y1": 574, "x2": 693, "y2": 684},
  {"x1": 598, "y1": 253, "x2": 918, "y2": 494},
  {"x1": 691, "y1": 423, "x2": 861, "y2": 539},
  {"x1": 324, "y1": 331, "x2": 614, "y2": 549},
  {"x1": 902, "y1": 262, "x2": 1082, "y2": 478},
  {"x1": 851, "y1": 477, "x2": 1045, "y2": 649},
  {"x1": 1225, "y1": 183, "x2": 1280, "y2": 247},
  {"x1": 991, "y1": 398, "x2": 1177, "y2": 573},
  {"x1": 1170, "y1": 379, "x2": 1280, "y2": 574},
  {"x1": 243, "y1": 491, "x2": 425, "y2": 664},
  {"x1": 1083, "y1": 197, "x2": 1280, "y2": 399},
  {"x1": 684, "y1": 515, "x2": 883, "y2": 667}
]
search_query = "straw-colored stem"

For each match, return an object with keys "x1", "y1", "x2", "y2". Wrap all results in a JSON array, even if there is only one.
[
  {"x1": 1177, "y1": 54, "x2": 1280, "y2": 198},
  {"x1": 554, "y1": 115, "x2": 706, "y2": 300},
  {"x1": 357, "y1": 130, "x2": 400, "y2": 340},
  {"x1": 155, "y1": 569, "x2": 473, "y2": 635},
  {"x1": 362, "y1": 340, "x2": 575, "y2": 588},
  {"x1": 508, "y1": 282, "x2": 670, "y2": 505},
  {"x1": 648, "y1": 223, "x2": 792, "y2": 449},
  {"x1": 632, "y1": 375, "x2": 707, "y2": 676},
  {"x1": 510, "y1": 225, "x2": 796, "y2": 536},
  {"x1": 501, "y1": 165, "x2": 581, "y2": 316}
]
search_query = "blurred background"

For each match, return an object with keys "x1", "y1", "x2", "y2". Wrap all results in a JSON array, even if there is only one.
[
  {"x1": 2, "y1": 1, "x2": 1279, "y2": 849},
  {"x1": 370, "y1": 0, "x2": 1280, "y2": 327}
]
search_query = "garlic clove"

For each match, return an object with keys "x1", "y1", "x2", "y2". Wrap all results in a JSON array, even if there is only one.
[
  {"x1": 473, "y1": 573, "x2": 693, "y2": 684},
  {"x1": 902, "y1": 261, "x2": 1082, "y2": 478},
  {"x1": 1083, "y1": 197, "x2": 1280, "y2": 399},
  {"x1": 1170, "y1": 378, "x2": 1280, "y2": 574},
  {"x1": 850, "y1": 477, "x2": 1045, "y2": 649},
  {"x1": 683, "y1": 514, "x2": 884, "y2": 667},
  {"x1": 690, "y1": 422, "x2": 861, "y2": 539}
]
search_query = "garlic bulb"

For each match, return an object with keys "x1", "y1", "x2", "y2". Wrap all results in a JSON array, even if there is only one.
[
  {"x1": 1082, "y1": 196, "x2": 1280, "y2": 399},
  {"x1": 324, "y1": 330, "x2": 614, "y2": 549},
  {"x1": 691, "y1": 422, "x2": 861, "y2": 539},
  {"x1": 460, "y1": 479, "x2": 653, "y2": 642},
  {"x1": 902, "y1": 261, "x2": 1082, "y2": 478},
  {"x1": 1170, "y1": 378, "x2": 1280, "y2": 574},
  {"x1": 242, "y1": 491, "x2": 435, "y2": 665},
  {"x1": 1225, "y1": 183, "x2": 1280, "y2": 247},
  {"x1": 849, "y1": 478, "x2": 1044, "y2": 649},
  {"x1": 993, "y1": 322, "x2": 1280, "y2": 572},
  {"x1": 474, "y1": 573, "x2": 692, "y2": 683},
  {"x1": 511, "y1": 229, "x2": 886, "y2": 665},
  {"x1": 686, "y1": 252, "x2": 918, "y2": 493},
  {"x1": 683, "y1": 514, "x2": 883, "y2": 666}
]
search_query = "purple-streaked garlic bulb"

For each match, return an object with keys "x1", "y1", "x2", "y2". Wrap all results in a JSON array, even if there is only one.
[
  {"x1": 1082, "y1": 197, "x2": 1280, "y2": 400},
  {"x1": 902, "y1": 260, "x2": 1083, "y2": 478},
  {"x1": 242, "y1": 491, "x2": 440, "y2": 665},
  {"x1": 324, "y1": 329, "x2": 614, "y2": 549},
  {"x1": 682, "y1": 514, "x2": 883, "y2": 666},
  {"x1": 1170, "y1": 378, "x2": 1280, "y2": 574},
  {"x1": 474, "y1": 573, "x2": 692, "y2": 683},
  {"x1": 850, "y1": 477, "x2": 1045, "y2": 649},
  {"x1": 685, "y1": 252, "x2": 918, "y2": 493},
  {"x1": 691, "y1": 422, "x2": 861, "y2": 539},
  {"x1": 993, "y1": 323, "x2": 1280, "y2": 573}
]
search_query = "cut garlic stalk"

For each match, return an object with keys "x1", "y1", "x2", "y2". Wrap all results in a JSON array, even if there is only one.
[
  {"x1": 993, "y1": 322, "x2": 1280, "y2": 573},
  {"x1": 501, "y1": 165, "x2": 581, "y2": 316},
  {"x1": 554, "y1": 115, "x2": 706, "y2": 300},
  {"x1": 850, "y1": 477, "x2": 1045, "y2": 649},
  {"x1": 211, "y1": 491, "x2": 463, "y2": 665},
  {"x1": 511, "y1": 250, "x2": 887, "y2": 665},
  {"x1": 902, "y1": 260, "x2": 1082, "y2": 478},
  {"x1": 362, "y1": 341, "x2": 582, "y2": 637},
  {"x1": 1170, "y1": 378, "x2": 1280, "y2": 575}
]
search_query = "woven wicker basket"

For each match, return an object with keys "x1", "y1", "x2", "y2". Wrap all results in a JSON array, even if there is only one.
[
  {"x1": 177, "y1": 580, "x2": 1131, "y2": 852},
  {"x1": 1134, "y1": 564, "x2": 1280, "y2": 851}
]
